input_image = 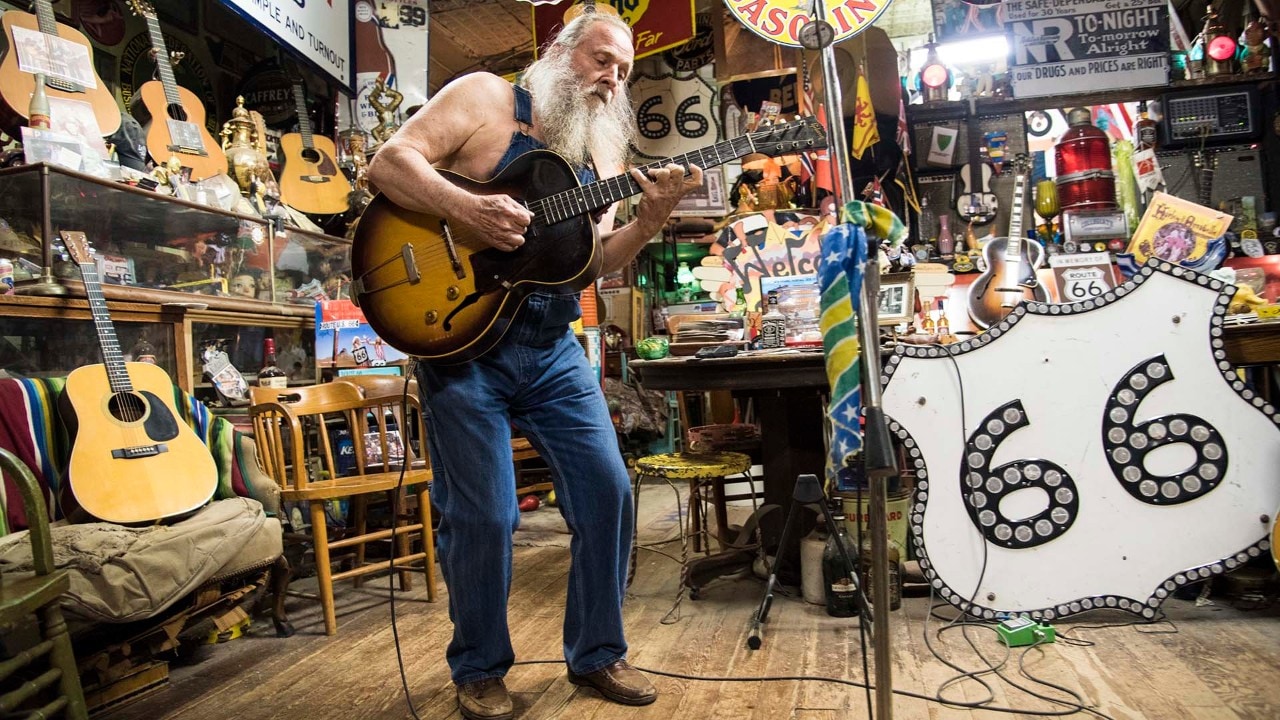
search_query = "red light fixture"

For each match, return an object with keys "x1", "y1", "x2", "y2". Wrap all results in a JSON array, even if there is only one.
[
  {"x1": 1200, "y1": 6, "x2": 1237, "y2": 77},
  {"x1": 916, "y1": 34, "x2": 950, "y2": 103}
]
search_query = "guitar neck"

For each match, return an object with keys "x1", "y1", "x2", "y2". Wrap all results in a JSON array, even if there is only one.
[
  {"x1": 536, "y1": 134, "x2": 760, "y2": 226},
  {"x1": 34, "y1": 0, "x2": 58, "y2": 35},
  {"x1": 76, "y1": 260, "x2": 133, "y2": 394},
  {"x1": 292, "y1": 80, "x2": 315, "y2": 151},
  {"x1": 142, "y1": 14, "x2": 183, "y2": 108},
  {"x1": 1007, "y1": 173, "x2": 1027, "y2": 257}
]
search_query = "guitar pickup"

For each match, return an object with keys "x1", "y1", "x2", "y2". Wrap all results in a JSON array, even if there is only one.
[{"x1": 111, "y1": 443, "x2": 169, "y2": 459}]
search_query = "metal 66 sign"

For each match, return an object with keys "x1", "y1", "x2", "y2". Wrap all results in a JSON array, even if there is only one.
[
  {"x1": 724, "y1": 0, "x2": 894, "y2": 47},
  {"x1": 882, "y1": 263, "x2": 1280, "y2": 621}
]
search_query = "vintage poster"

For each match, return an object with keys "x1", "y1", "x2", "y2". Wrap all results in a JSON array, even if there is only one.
[
  {"x1": 218, "y1": 0, "x2": 353, "y2": 90},
  {"x1": 338, "y1": 0, "x2": 430, "y2": 141},
  {"x1": 1005, "y1": 0, "x2": 1168, "y2": 99}
]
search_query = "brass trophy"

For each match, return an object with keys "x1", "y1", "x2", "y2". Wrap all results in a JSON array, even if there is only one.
[
  {"x1": 368, "y1": 77, "x2": 403, "y2": 146},
  {"x1": 221, "y1": 96, "x2": 277, "y2": 199}
]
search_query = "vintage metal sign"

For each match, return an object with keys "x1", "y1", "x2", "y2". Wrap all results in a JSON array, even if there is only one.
[
  {"x1": 723, "y1": 0, "x2": 893, "y2": 48},
  {"x1": 533, "y1": 0, "x2": 696, "y2": 60},
  {"x1": 1005, "y1": 0, "x2": 1169, "y2": 99},
  {"x1": 882, "y1": 262, "x2": 1280, "y2": 620}
]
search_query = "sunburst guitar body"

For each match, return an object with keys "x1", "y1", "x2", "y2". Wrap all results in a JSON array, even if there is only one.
[
  {"x1": 59, "y1": 231, "x2": 216, "y2": 524},
  {"x1": 0, "y1": 1, "x2": 121, "y2": 135}
]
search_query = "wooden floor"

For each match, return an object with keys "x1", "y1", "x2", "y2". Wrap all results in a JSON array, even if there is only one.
[{"x1": 100, "y1": 481, "x2": 1280, "y2": 720}]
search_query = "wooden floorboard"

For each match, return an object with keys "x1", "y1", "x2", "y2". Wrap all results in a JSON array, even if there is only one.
[{"x1": 94, "y1": 481, "x2": 1280, "y2": 720}]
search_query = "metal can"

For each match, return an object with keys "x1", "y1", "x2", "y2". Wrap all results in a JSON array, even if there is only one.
[{"x1": 0, "y1": 258, "x2": 13, "y2": 291}]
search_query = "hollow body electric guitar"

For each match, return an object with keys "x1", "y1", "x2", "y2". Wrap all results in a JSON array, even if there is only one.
[
  {"x1": 352, "y1": 118, "x2": 826, "y2": 363},
  {"x1": 967, "y1": 156, "x2": 1049, "y2": 329},
  {"x1": 127, "y1": 0, "x2": 225, "y2": 181},
  {"x1": 279, "y1": 77, "x2": 350, "y2": 215},
  {"x1": 0, "y1": 0, "x2": 121, "y2": 135},
  {"x1": 59, "y1": 231, "x2": 217, "y2": 524}
]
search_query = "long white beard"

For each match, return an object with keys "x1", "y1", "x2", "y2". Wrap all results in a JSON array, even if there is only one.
[{"x1": 521, "y1": 54, "x2": 635, "y2": 172}]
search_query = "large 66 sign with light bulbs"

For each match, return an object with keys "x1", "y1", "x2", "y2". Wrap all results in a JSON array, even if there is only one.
[{"x1": 882, "y1": 262, "x2": 1280, "y2": 620}]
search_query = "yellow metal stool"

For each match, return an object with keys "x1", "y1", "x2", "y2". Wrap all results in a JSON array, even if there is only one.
[{"x1": 628, "y1": 451, "x2": 755, "y2": 608}]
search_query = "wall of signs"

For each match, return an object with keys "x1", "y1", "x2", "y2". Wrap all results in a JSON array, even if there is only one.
[
  {"x1": 1003, "y1": 0, "x2": 1169, "y2": 99},
  {"x1": 218, "y1": 0, "x2": 352, "y2": 91}
]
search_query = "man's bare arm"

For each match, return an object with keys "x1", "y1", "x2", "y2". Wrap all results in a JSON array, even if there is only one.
[{"x1": 367, "y1": 73, "x2": 530, "y2": 250}]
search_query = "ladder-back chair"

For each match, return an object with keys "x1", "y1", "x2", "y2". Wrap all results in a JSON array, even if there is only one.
[{"x1": 249, "y1": 382, "x2": 436, "y2": 636}]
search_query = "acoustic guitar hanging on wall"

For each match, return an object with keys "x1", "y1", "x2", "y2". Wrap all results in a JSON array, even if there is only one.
[
  {"x1": 126, "y1": 0, "x2": 226, "y2": 181},
  {"x1": 278, "y1": 74, "x2": 350, "y2": 215},
  {"x1": 0, "y1": 0, "x2": 122, "y2": 135}
]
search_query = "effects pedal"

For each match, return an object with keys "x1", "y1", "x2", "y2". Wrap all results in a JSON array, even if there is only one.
[{"x1": 996, "y1": 616, "x2": 1056, "y2": 647}]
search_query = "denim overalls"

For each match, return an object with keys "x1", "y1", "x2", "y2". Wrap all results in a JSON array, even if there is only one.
[{"x1": 415, "y1": 84, "x2": 633, "y2": 685}]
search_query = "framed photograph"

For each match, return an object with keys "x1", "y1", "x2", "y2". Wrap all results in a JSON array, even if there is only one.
[{"x1": 876, "y1": 272, "x2": 916, "y2": 326}]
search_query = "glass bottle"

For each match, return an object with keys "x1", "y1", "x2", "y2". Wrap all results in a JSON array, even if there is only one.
[
  {"x1": 760, "y1": 290, "x2": 786, "y2": 349},
  {"x1": 936, "y1": 215, "x2": 955, "y2": 259},
  {"x1": 258, "y1": 337, "x2": 288, "y2": 388},
  {"x1": 858, "y1": 536, "x2": 903, "y2": 611},
  {"x1": 823, "y1": 504, "x2": 860, "y2": 617},
  {"x1": 918, "y1": 196, "x2": 936, "y2": 245},
  {"x1": 28, "y1": 74, "x2": 50, "y2": 130},
  {"x1": 1134, "y1": 101, "x2": 1158, "y2": 151}
]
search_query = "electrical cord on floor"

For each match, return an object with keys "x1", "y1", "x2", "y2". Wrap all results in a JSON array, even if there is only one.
[{"x1": 388, "y1": 360, "x2": 424, "y2": 720}]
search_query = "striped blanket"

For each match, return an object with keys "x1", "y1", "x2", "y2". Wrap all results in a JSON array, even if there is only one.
[{"x1": 0, "y1": 377, "x2": 257, "y2": 535}]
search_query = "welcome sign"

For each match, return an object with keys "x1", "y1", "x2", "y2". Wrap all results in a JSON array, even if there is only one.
[{"x1": 724, "y1": 0, "x2": 894, "y2": 47}]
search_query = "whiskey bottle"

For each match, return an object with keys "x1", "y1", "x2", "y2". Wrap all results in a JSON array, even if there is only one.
[
  {"x1": 1134, "y1": 101, "x2": 1158, "y2": 151},
  {"x1": 258, "y1": 337, "x2": 288, "y2": 388}
]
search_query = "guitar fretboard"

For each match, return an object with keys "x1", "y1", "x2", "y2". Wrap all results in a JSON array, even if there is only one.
[
  {"x1": 142, "y1": 14, "x2": 183, "y2": 109},
  {"x1": 292, "y1": 80, "x2": 315, "y2": 151},
  {"x1": 529, "y1": 127, "x2": 816, "y2": 226},
  {"x1": 34, "y1": 0, "x2": 58, "y2": 36},
  {"x1": 77, "y1": 261, "x2": 133, "y2": 395},
  {"x1": 1006, "y1": 173, "x2": 1027, "y2": 260}
]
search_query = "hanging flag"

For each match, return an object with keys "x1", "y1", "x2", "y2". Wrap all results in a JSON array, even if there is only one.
[
  {"x1": 850, "y1": 73, "x2": 879, "y2": 161},
  {"x1": 818, "y1": 220, "x2": 866, "y2": 489}
]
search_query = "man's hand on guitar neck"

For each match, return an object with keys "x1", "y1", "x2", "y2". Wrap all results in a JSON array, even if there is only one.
[{"x1": 628, "y1": 162, "x2": 704, "y2": 237}]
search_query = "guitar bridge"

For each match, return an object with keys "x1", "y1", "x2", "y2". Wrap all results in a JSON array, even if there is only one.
[
  {"x1": 111, "y1": 443, "x2": 169, "y2": 459},
  {"x1": 46, "y1": 77, "x2": 83, "y2": 93},
  {"x1": 439, "y1": 219, "x2": 466, "y2": 280}
]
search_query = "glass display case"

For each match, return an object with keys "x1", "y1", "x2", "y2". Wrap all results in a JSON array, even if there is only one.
[{"x1": 0, "y1": 163, "x2": 350, "y2": 397}]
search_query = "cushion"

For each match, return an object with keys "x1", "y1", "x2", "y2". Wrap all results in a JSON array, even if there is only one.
[{"x1": 0, "y1": 497, "x2": 273, "y2": 623}]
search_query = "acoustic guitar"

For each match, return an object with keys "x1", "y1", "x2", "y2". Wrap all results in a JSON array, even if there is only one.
[
  {"x1": 278, "y1": 76, "x2": 350, "y2": 215},
  {"x1": 967, "y1": 155, "x2": 1048, "y2": 330},
  {"x1": 126, "y1": 0, "x2": 226, "y2": 181},
  {"x1": 0, "y1": 0, "x2": 121, "y2": 135},
  {"x1": 351, "y1": 117, "x2": 826, "y2": 363},
  {"x1": 59, "y1": 231, "x2": 217, "y2": 524}
]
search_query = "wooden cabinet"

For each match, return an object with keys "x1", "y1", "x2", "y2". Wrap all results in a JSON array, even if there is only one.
[{"x1": 0, "y1": 163, "x2": 352, "y2": 400}]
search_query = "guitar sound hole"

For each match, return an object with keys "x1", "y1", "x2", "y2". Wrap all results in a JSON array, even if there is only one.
[
  {"x1": 301, "y1": 148, "x2": 321, "y2": 163},
  {"x1": 108, "y1": 392, "x2": 149, "y2": 423},
  {"x1": 166, "y1": 103, "x2": 189, "y2": 122}
]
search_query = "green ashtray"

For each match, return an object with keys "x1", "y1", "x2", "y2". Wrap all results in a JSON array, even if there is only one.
[{"x1": 636, "y1": 336, "x2": 669, "y2": 360}]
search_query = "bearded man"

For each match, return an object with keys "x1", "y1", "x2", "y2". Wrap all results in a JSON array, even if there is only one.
[{"x1": 367, "y1": 9, "x2": 701, "y2": 720}]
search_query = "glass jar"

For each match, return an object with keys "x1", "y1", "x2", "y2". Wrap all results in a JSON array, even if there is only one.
[
  {"x1": 1054, "y1": 108, "x2": 1113, "y2": 176},
  {"x1": 777, "y1": 284, "x2": 822, "y2": 347}
]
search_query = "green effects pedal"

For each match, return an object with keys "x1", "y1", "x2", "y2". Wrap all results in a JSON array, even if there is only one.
[{"x1": 996, "y1": 616, "x2": 1056, "y2": 647}]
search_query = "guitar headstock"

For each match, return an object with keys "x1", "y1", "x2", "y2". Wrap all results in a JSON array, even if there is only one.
[
  {"x1": 127, "y1": 0, "x2": 155, "y2": 19},
  {"x1": 1009, "y1": 153, "x2": 1031, "y2": 179},
  {"x1": 60, "y1": 230, "x2": 93, "y2": 266},
  {"x1": 747, "y1": 117, "x2": 828, "y2": 158}
]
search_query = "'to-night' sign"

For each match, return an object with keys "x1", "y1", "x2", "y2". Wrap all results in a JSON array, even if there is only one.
[{"x1": 724, "y1": 0, "x2": 894, "y2": 47}]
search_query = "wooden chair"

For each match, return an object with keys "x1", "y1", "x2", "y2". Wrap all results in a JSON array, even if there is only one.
[
  {"x1": 334, "y1": 374, "x2": 547, "y2": 493},
  {"x1": 0, "y1": 448, "x2": 89, "y2": 720},
  {"x1": 248, "y1": 383, "x2": 436, "y2": 636}
]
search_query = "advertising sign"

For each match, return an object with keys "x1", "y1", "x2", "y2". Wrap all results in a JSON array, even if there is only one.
[
  {"x1": 1005, "y1": 0, "x2": 1168, "y2": 99},
  {"x1": 724, "y1": 0, "x2": 893, "y2": 47},
  {"x1": 533, "y1": 1, "x2": 696, "y2": 60},
  {"x1": 218, "y1": 0, "x2": 353, "y2": 91}
]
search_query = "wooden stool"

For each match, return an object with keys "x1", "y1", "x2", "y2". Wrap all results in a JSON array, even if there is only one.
[{"x1": 628, "y1": 451, "x2": 754, "y2": 595}]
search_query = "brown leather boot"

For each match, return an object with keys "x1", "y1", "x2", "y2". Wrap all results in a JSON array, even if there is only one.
[
  {"x1": 456, "y1": 678, "x2": 514, "y2": 720},
  {"x1": 567, "y1": 660, "x2": 657, "y2": 706}
]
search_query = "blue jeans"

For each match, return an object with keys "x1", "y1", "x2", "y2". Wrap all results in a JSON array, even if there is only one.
[{"x1": 416, "y1": 292, "x2": 634, "y2": 685}]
